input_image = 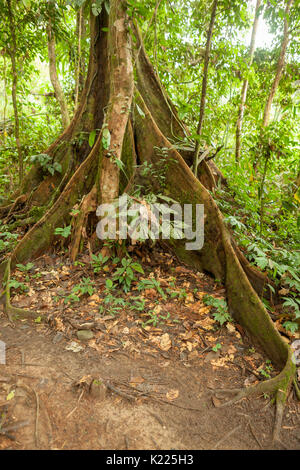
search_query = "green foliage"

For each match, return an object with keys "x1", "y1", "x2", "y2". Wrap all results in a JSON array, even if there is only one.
[
  {"x1": 57, "y1": 277, "x2": 95, "y2": 305},
  {"x1": 282, "y1": 296, "x2": 300, "y2": 320},
  {"x1": 112, "y1": 257, "x2": 144, "y2": 292},
  {"x1": 203, "y1": 295, "x2": 232, "y2": 326},
  {"x1": 0, "y1": 229, "x2": 18, "y2": 254},
  {"x1": 8, "y1": 278, "x2": 28, "y2": 293},
  {"x1": 212, "y1": 343, "x2": 222, "y2": 352},
  {"x1": 54, "y1": 226, "x2": 72, "y2": 238},
  {"x1": 137, "y1": 277, "x2": 166, "y2": 299},
  {"x1": 72, "y1": 277, "x2": 95, "y2": 296},
  {"x1": 29, "y1": 154, "x2": 62, "y2": 176},
  {"x1": 259, "y1": 360, "x2": 273, "y2": 380},
  {"x1": 16, "y1": 262, "x2": 34, "y2": 272},
  {"x1": 283, "y1": 321, "x2": 298, "y2": 334},
  {"x1": 91, "y1": 253, "x2": 109, "y2": 273},
  {"x1": 91, "y1": 0, "x2": 110, "y2": 17}
]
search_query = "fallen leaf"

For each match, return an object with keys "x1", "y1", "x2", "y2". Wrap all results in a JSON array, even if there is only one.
[
  {"x1": 159, "y1": 333, "x2": 171, "y2": 351},
  {"x1": 226, "y1": 323, "x2": 236, "y2": 333},
  {"x1": 89, "y1": 294, "x2": 100, "y2": 302},
  {"x1": 6, "y1": 390, "x2": 15, "y2": 401},
  {"x1": 130, "y1": 376, "x2": 144, "y2": 384},
  {"x1": 65, "y1": 341, "x2": 84, "y2": 353},
  {"x1": 166, "y1": 389, "x2": 179, "y2": 401},
  {"x1": 211, "y1": 396, "x2": 221, "y2": 407}
]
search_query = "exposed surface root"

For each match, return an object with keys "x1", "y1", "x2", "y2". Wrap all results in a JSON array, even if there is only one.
[
  {"x1": 293, "y1": 377, "x2": 300, "y2": 401},
  {"x1": 2, "y1": 259, "x2": 40, "y2": 322},
  {"x1": 0, "y1": 193, "x2": 28, "y2": 219},
  {"x1": 69, "y1": 186, "x2": 97, "y2": 262},
  {"x1": 215, "y1": 350, "x2": 296, "y2": 442}
]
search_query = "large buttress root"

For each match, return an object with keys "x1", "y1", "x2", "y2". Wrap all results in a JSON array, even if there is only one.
[
  {"x1": 69, "y1": 186, "x2": 97, "y2": 262},
  {"x1": 133, "y1": 92, "x2": 297, "y2": 441},
  {"x1": 0, "y1": 142, "x2": 99, "y2": 281},
  {"x1": 134, "y1": 31, "x2": 275, "y2": 300}
]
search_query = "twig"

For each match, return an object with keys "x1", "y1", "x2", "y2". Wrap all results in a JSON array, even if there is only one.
[
  {"x1": 213, "y1": 424, "x2": 243, "y2": 449},
  {"x1": 106, "y1": 382, "x2": 136, "y2": 402},
  {"x1": 0, "y1": 419, "x2": 30, "y2": 434},
  {"x1": 40, "y1": 396, "x2": 53, "y2": 446},
  {"x1": 66, "y1": 388, "x2": 84, "y2": 419},
  {"x1": 34, "y1": 389, "x2": 40, "y2": 448},
  {"x1": 248, "y1": 422, "x2": 263, "y2": 449},
  {"x1": 156, "y1": 397, "x2": 204, "y2": 412},
  {"x1": 16, "y1": 383, "x2": 40, "y2": 448},
  {"x1": 148, "y1": 411, "x2": 165, "y2": 427}
]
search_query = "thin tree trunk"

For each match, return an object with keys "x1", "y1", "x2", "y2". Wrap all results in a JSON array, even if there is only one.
[
  {"x1": 262, "y1": 0, "x2": 294, "y2": 127},
  {"x1": 47, "y1": 19, "x2": 70, "y2": 130},
  {"x1": 293, "y1": 170, "x2": 300, "y2": 198},
  {"x1": 193, "y1": 0, "x2": 218, "y2": 175},
  {"x1": 7, "y1": 0, "x2": 23, "y2": 185},
  {"x1": 74, "y1": 6, "x2": 84, "y2": 109},
  {"x1": 3, "y1": 55, "x2": 7, "y2": 143},
  {"x1": 235, "y1": 0, "x2": 262, "y2": 162}
]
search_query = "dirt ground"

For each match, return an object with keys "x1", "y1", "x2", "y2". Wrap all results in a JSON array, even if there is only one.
[{"x1": 0, "y1": 248, "x2": 299, "y2": 450}]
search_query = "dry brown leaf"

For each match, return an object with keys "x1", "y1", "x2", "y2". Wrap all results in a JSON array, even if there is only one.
[
  {"x1": 166, "y1": 389, "x2": 179, "y2": 401},
  {"x1": 211, "y1": 396, "x2": 221, "y2": 407},
  {"x1": 130, "y1": 376, "x2": 144, "y2": 384},
  {"x1": 89, "y1": 294, "x2": 100, "y2": 302},
  {"x1": 159, "y1": 333, "x2": 171, "y2": 351}
]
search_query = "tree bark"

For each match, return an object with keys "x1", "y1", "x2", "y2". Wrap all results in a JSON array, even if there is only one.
[
  {"x1": 47, "y1": 19, "x2": 71, "y2": 130},
  {"x1": 262, "y1": 0, "x2": 294, "y2": 127},
  {"x1": 193, "y1": 0, "x2": 218, "y2": 175},
  {"x1": 74, "y1": 6, "x2": 86, "y2": 109},
  {"x1": 235, "y1": 0, "x2": 262, "y2": 162},
  {"x1": 98, "y1": 0, "x2": 134, "y2": 204}
]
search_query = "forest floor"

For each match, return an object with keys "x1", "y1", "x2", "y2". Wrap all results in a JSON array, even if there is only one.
[{"x1": 0, "y1": 245, "x2": 299, "y2": 450}]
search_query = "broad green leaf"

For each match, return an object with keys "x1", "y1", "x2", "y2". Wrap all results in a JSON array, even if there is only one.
[{"x1": 89, "y1": 129, "x2": 96, "y2": 147}]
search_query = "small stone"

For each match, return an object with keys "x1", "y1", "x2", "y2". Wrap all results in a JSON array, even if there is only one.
[
  {"x1": 77, "y1": 330, "x2": 94, "y2": 341},
  {"x1": 65, "y1": 341, "x2": 84, "y2": 353}
]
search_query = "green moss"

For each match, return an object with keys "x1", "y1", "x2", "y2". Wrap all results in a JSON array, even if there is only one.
[{"x1": 28, "y1": 205, "x2": 46, "y2": 220}]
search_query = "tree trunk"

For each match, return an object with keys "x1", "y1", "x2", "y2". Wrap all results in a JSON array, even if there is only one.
[
  {"x1": 193, "y1": 0, "x2": 218, "y2": 175},
  {"x1": 47, "y1": 19, "x2": 71, "y2": 130},
  {"x1": 74, "y1": 6, "x2": 86, "y2": 109},
  {"x1": 6, "y1": 0, "x2": 23, "y2": 185},
  {"x1": 0, "y1": 0, "x2": 297, "y2": 441},
  {"x1": 262, "y1": 0, "x2": 294, "y2": 128},
  {"x1": 235, "y1": 0, "x2": 262, "y2": 162}
]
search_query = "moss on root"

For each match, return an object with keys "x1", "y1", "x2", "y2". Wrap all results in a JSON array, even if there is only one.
[{"x1": 132, "y1": 90, "x2": 297, "y2": 441}]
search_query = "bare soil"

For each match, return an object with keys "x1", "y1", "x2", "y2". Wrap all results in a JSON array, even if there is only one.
[{"x1": 0, "y1": 247, "x2": 299, "y2": 450}]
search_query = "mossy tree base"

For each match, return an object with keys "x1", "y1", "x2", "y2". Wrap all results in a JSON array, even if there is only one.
[{"x1": 0, "y1": 1, "x2": 298, "y2": 442}]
